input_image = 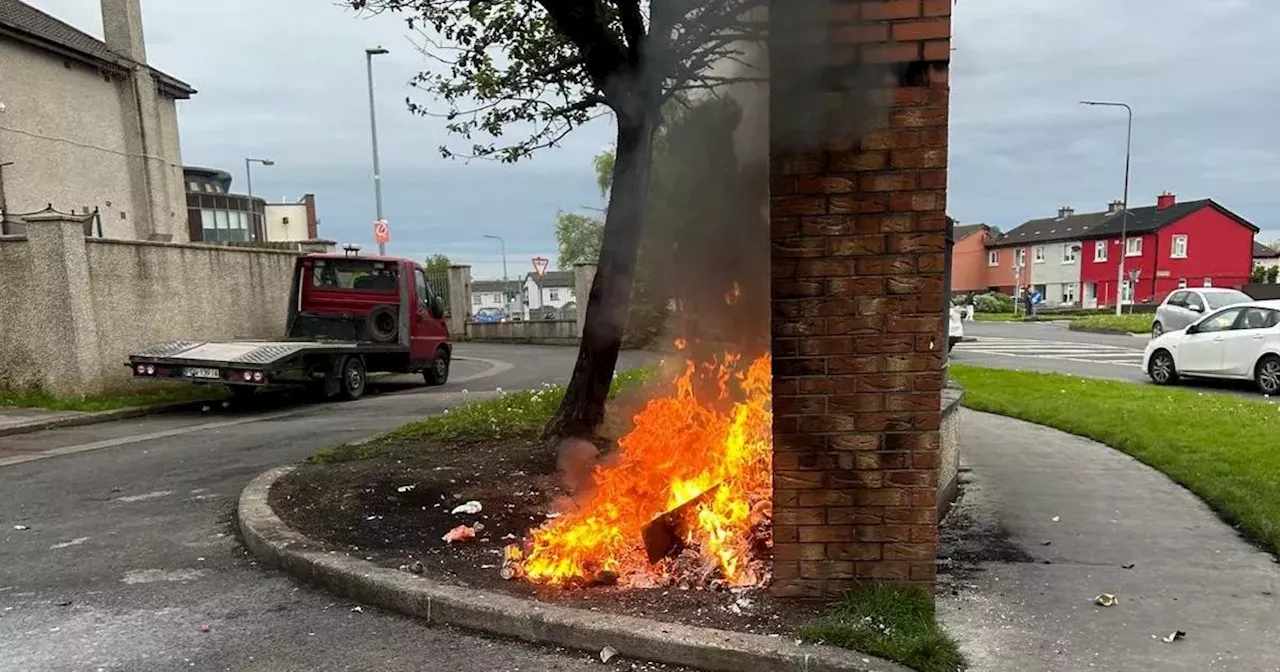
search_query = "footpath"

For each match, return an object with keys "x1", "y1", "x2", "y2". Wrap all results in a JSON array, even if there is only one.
[{"x1": 939, "y1": 410, "x2": 1280, "y2": 672}]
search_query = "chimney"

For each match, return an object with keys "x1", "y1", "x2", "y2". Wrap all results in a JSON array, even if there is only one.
[
  {"x1": 101, "y1": 0, "x2": 147, "y2": 62},
  {"x1": 1057, "y1": 206, "x2": 1074, "y2": 220},
  {"x1": 1156, "y1": 191, "x2": 1176, "y2": 211},
  {"x1": 1107, "y1": 199, "x2": 1124, "y2": 214}
]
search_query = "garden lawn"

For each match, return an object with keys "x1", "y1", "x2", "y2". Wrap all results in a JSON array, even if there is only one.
[
  {"x1": 950, "y1": 364, "x2": 1280, "y2": 553},
  {"x1": 1068, "y1": 312, "x2": 1153, "y2": 334}
]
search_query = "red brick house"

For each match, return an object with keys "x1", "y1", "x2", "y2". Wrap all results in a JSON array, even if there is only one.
[{"x1": 1079, "y1": 192, "x2": 1259, "y2": 307}]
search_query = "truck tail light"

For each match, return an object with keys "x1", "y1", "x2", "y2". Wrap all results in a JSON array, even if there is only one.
[
  {"x1": 135, "y1": 364, "x2": 146, "y2": 375},
  {"x1": 252, "y1": 371, "x2": 264, "y2": 383},
  {"x1": 135, "y1": 364, "x2": 156, "y2": 376},
  {"x1": 145, "y1": 365, "x2": 155, "y2": 375},
  {"x1": 242, "y1": 371, "x2": 253, "y2": 381}
]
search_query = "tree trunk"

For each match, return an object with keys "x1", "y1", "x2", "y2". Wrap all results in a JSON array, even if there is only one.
[{"x1": 545, "y1": 113, "x2": 657, "y2": 439}]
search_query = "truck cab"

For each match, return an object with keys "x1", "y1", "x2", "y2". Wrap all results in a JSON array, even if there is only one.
[{"x1": 128, "y1": 252, "x2": 453, "y2": 402}]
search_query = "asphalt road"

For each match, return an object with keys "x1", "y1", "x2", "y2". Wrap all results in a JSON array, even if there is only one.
[
  {"x1": 0, "y1": 344, "x2": 666, "y2": 672},
  {"x1": 951, "y1": 320, "x2": 1270, "y2": 398}
]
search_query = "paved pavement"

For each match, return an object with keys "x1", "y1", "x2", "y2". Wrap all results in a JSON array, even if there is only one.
[
  {"x1": 0, "y1": 344, "x2": 663, "y2": 672},
  {"x1": 939, "y1": 411, "x2": 1280, "y2": 672}
]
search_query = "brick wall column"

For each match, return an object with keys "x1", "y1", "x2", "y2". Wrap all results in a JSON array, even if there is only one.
[{"x1": 769, "y1": 0, "x2": 952, "y2": 598}]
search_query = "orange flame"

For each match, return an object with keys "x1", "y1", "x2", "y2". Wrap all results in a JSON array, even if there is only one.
[
  {"x1": 519, "y1": 352, "x2": 772, "y2": 587},
  {"x1": 724, "y1": 282, "x2": 741, "y2": 305}
]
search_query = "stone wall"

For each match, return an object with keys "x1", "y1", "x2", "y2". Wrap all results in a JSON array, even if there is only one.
[
  {"x1": 938, "y1": 384, "x2": 963, "y2": 519},
  {"x1": 0, "y1": 214, "x2": 298, "y2": 396},
  {"x1": 769, "y1": 0, "x2": 952, "y2": 598},
  {"x1": 465, "y1": 320, "x2": 580, "y2": 345}
]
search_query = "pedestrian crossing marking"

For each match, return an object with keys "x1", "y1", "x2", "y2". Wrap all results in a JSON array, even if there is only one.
[{"x1": 953, "y1": 337, "x2": 1145, "y2": 369}]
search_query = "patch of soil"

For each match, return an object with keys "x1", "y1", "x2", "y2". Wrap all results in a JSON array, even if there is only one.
[{"x1": 271, "y1": 433, "x2": 815, "y2": 638}]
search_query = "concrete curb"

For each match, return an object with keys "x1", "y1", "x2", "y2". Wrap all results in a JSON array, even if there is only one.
[
  {"x1": 238, "y1": 466, "x2": 911, "y2": 672},
  {"x1": 0, "y1": 399, "x2": 206, "y2": 438}
]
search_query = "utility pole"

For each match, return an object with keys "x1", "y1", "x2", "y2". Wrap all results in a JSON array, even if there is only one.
[
  {"x1": 1080, "y1": 100, "x2": 1133, "y2": 317},
  {"x1": 366, "y1": 46, "x2": 389, "y2": 255}
]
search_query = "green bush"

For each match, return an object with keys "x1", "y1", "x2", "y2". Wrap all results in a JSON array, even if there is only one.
[{"x1": 973, "y1": 292, "x2": 1014, "y2": 313}]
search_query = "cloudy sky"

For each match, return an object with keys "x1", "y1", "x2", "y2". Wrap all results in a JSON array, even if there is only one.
[{"x1": 26, "y1": 0, "x2": 1280, "y2": 278}]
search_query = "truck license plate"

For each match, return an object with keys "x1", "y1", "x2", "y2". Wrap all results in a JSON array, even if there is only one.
[{"x1": 183, "y1": 367, "x2": 221, "y2": 380}]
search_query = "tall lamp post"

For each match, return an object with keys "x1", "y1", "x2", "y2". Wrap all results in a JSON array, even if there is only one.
[
  {"x1": 482, "y1": 234, "x2": 509, "y2": 280},
  {"x1": 1080, "y1": 100, "x2": 1133, "y2": 317},
  {"x1": 483, "y1": 234, "x2": 512, "y2": 317},
  {"x1": 244, "y1": 157, "x2": 274, "y2": 198},
  {"x1": 365, "y1": 46, "x2": 389, "y2": 255}
]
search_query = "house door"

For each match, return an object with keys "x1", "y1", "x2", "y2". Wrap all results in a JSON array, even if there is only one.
[{"x1": 1083, "y1": 283, "x2": 1097, "y2": 309}]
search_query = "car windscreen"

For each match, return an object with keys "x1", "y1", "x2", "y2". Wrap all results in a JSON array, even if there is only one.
[
  {"x1": 1203, "y1": 290, "x2": 1249, "y2": 309},
  {"x1": 311, "y1": 259, "x2": 400, "y2": 291}
]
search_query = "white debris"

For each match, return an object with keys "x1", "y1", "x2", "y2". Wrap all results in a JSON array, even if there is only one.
[
  {"x1": 451, "y1": 501, "x2": 482, "y2": 515},
  {"x1": 502, "y1": 533, "x2": 517, "y2": 540},
  {"x1": 50, "y1": 537, "x2": 90, "y2": 550},
  {"x1": 1051, "y1": 516, "x2": 1061, "y2": 523},
  {"x1": 397, "y1": 484, "x2": 417, "y2": 493},
  {"x1": 351, "y1": 606, "x2": 363, "y2": 613},
  {"x1": 12, "y1": 525, "x2": 29, "y2": 531},
  {"x1": 599, "y1": 646, "x2": 618, "y2": 664}
]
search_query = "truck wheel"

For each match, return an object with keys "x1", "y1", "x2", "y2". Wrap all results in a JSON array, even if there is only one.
[
  {"x1": 340, "y1": 356, "x2": 367, "y2": 400},
  {"x1": 424, "y1": 348, "x2": 450, "y2": 386}
]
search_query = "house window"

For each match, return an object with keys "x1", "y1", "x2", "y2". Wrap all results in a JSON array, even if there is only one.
[
  {"x1": 1095, "y1": 240, "x2": 1108, "y2": 261},
  {"x1": 472, "y1": 294, "x2": 481, "y2": 306},
  {"x1": 549, "y1": 288, "x2": 560, "y2": 301},
  {"x1": 1203, "y1": 277, "x2": 1213, "y2": 288},
  {"x1": 1033, "y1": 246, "x2": 1045, "y2": 263},
  {"x1": 1062, "y1": 245, "x2": 1077, "y2": 264},
  {"x1": 1064, "y1": 283, "x2": 1077, "y2": 304},
  {"x1": 1125, "y1": 237, "x2": 1142, "y2": 257},
  {"x1": 1121, "y1": 280, "x2": 1133, "y2": 304},
  {"x1": 1016, "y1": 249, "x2": 1026, "y2": 267},
  {"x1": 988, "y1": 250, "x2": 998, "y2": 266},
  {"x1": 1171, "y1": 235, "x2": 1188, "y2": 259}
]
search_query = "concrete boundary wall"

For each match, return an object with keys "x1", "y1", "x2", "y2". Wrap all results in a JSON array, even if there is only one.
[{"x1": 0, "y1": 213, "x2": 299, "y2": 396}]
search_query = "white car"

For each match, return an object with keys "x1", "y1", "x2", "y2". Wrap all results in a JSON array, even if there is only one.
[
  {"x1": 948, "y1": 305, "x2": 964, "y2": 352},
  {"x1": 1143, "y1": 299, "x2": 1280, "y2": 395}
]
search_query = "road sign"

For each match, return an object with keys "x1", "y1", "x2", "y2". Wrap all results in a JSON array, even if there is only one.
[
  {"x1": 532, "y1": 256, "x2": 549, "y2": 276},
  {"x1": 373, "y1": 220, "x2": 390, "y2": 245}
]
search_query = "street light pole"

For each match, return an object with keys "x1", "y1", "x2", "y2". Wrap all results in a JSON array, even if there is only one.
[
  {"x1": 483, "y1": 234, "x2": 508, "y2": 280},
  {"x1": 1080, "y1": 100, "x2": 1133, "y2": 317},
  {"x1": 244, "y1": 157, "x2": 275, "y2": 199},
  {"x1": 365, "y1": 46, "x2": 389, "y2": 255}
]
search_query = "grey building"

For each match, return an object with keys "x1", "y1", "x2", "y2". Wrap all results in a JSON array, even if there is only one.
[{"x1": 0, "y1": 0, "x2": 194, "y2": 240}]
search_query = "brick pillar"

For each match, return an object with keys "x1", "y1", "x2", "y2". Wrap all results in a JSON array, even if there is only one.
[{"x1": 769, "y1": 0, "x2": 951, "y2": 598}]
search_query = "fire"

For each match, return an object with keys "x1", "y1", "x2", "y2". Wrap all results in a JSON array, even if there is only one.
[{"x1": 516, "y1": 351, "x2": 772, "y2": 588}]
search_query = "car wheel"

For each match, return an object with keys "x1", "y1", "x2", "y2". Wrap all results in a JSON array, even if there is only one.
[
  {"x1": 1255, "y1": 356, "x2": 1280, "y2": 396},
  {"x1": 1148, "y1": 349, "x2": 1178, "y2": 386},
  {"x1": 1151, "y1": 321, "x2": 1163, "y2": 338},
  {"x1": 340, "y1": 356, "x2": 366, "y2": 400},
  {"x1": 424, "y1": 348, "x2": 450, "y2": 386}
]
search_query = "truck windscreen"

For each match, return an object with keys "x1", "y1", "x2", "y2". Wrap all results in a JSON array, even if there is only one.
[{"x1": 311, "y1": 260, "x2": 399, "y2": 292}]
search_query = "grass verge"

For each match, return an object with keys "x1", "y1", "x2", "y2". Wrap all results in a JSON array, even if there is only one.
[
  {"x1": 1067, "y1": 313, "x2": 1153, "y2": 334},
  {"x1": 973, "y1": 313, "x2": 1017, "y2": 322},
  {"x1": 0, "y1": 385, "x2": 221, "y2": 413},
  {"x1": 310, "y1": 364, "x2": 659, "y2": 463},
  {"x1": 950, "y1": 364, "x2": 1280, "y2": 553},
  {"x1": 799, "y1": 585, "x2": 965, "y2": 672}
]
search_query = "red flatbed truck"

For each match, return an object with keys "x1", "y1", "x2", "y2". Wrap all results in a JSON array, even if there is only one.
[{"x1": 127, "y1": 252, "x2": 453, "y2": 401}]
